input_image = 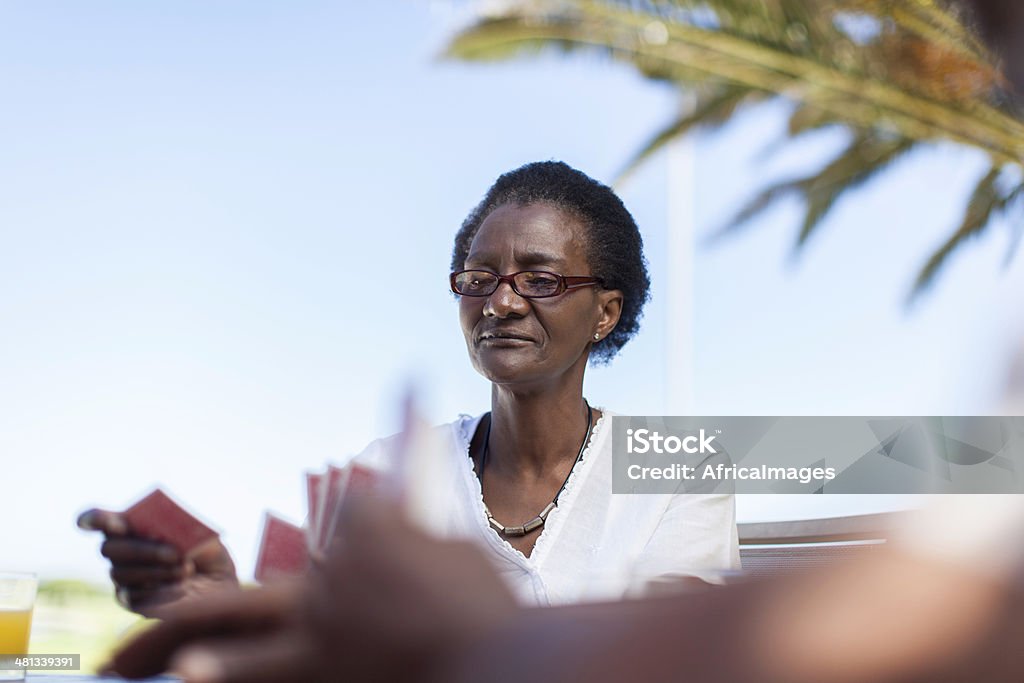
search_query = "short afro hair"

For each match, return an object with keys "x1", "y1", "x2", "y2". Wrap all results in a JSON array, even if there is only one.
[{"x1": 451, "y1": 161, "x2": 651, "y2": 365}]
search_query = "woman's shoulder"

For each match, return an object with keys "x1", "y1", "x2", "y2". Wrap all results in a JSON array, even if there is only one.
[{"x1": 337, "y1": 413, "x2": 485, "y2": 469}]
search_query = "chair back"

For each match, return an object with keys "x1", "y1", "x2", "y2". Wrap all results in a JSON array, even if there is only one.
[{"x1": 738, "y1": 512, "x2": 902, "y2": 579}]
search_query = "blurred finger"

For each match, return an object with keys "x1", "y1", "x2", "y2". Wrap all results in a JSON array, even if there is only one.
[
  {"x1": 101, "y1": 537, "x2": 180, "y2": 565},
  {"x1": 77, "y1": 508, "x2": 129, "y2": 536},
  {"x1": 111, "y1": 564, "x2": 186, "y2": 586},
  {"x1": 118, "y1": 585, "x2": 190, "y2": 617},
  {"x1": 171, "y1": 632, "x2": 318, "y2": 683},
  {"x1": 110, "y1": 583, "x2": 300, "y2": 679},
  {"x1": 329, "y1": 495, "x2": 414, "y2": 556}
]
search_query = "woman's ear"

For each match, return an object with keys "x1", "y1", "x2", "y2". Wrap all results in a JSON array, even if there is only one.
[{"x1": 594, "y1": 289, "x2": 624, "y2": 340}]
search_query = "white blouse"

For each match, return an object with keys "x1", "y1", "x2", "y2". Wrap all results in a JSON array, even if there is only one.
[{"x1": 345, "y1": 409, "x2": 740, "y2": 606}]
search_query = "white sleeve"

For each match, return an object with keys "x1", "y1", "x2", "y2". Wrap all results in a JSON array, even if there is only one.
[{"x1": 631, "y1": 493, "x2": 741, "y2": 586}]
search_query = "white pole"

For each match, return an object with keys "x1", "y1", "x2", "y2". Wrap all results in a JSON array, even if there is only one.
[{"x1": 665, "y1": 93, "x2": 696, "y2": 416}]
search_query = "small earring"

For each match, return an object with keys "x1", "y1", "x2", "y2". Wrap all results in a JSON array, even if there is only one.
[{"x1": 593, "y1": 333, "x2": 600, "y2": 341}]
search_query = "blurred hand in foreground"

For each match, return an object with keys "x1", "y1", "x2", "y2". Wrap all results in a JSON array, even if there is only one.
[
  {"x1": 77, "y1": 508, "x2": 239, "y2": 617},
  {"x1": 106, "y1": 496, "x2": 1024, "y2": 683},
  {"x1": 107, "y1": 497, "x2": 520, "y2": 682},
  {"x1": 440, "y1": 546, "x2": 1024, "y2": 683}
]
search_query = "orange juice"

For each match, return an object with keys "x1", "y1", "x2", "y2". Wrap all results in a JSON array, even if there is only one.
[{"x1": 0, "y1": 608, "x2": 32, "y2": 654}]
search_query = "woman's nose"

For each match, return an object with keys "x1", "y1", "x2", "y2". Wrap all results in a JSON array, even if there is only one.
[{"x1": 482, "y1": 280, "x2": 529, "y2": 318}]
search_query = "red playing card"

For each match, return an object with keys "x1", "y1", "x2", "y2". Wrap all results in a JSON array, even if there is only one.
[
  {"x1": 345, "y1": 464, "x2": 380, "y2": 495},
  {"x1": 321, "y1": 464, "x2": 383, "y2": 549},
  {"x1": 316, "y1": 465, "x2": 348, "y2": 552},
  {"x1": 122, "y1": 488, "x2": 218, "y2": 555},
  {"x1": 305, "y1": 471, "x2": 324, "y2": 547},
  {"x1": 254, "y1": 512, "x2": 309, "y2": 583}
]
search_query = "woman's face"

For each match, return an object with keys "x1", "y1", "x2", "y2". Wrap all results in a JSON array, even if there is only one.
[{"x1": 458, "y1": 202, "x2": 623, "y2": 389}]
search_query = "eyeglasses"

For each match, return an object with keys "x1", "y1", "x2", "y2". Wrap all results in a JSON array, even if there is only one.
[{"x1": 450, "y1": 269, "x2": 604, "y2": 299}]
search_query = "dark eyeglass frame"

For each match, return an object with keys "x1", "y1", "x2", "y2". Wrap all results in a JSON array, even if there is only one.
[{"x1": 450, "y1": 269, "x2": 604, "y2": 299}]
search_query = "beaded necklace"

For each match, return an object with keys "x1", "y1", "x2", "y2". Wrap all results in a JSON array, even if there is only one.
[{"x1": 477, "y1": 401, "x2": 593, "y2": 537}]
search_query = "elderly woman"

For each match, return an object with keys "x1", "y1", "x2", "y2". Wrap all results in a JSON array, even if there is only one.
[{"x1": 81, "y1": 160, "x2": 738, "y2": 609}]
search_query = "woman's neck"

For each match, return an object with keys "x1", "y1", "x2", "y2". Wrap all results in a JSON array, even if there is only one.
[{"x1": 486, "y1": 378, "x2": 593, "y2": 478}]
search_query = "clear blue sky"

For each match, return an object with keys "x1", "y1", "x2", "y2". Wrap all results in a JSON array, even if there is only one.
[{"x1": 2, "y1": 1, "x2": 1022, "y2": 581}]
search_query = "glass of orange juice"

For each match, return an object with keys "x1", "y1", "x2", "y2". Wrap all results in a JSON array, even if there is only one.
[{"x1": 0, "y1": 573, "x2": 36, "y2": 682}]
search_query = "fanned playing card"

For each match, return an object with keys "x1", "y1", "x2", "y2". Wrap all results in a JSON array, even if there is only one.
[
  {"x1": 321, "y1": 463, "x2": 382, "y2": 550},
  {"x1": 315, "y1": 464, "x2": 349, "y2": 552},
  {"x1": 305, "y1": 471, "x2": 324, "y2": 549},
  {"x1": 254, "y1": 512, "x2": 309, "y2": 583},
  {"x1": 122, "y1": 488, "x2": 218, "y2": 555},
  {"x1": 346, "y1": 463, "x2": 380, "y2": 495},
  {"x1": 305, "y1": 389, "x2": 454, "y2": 554}
]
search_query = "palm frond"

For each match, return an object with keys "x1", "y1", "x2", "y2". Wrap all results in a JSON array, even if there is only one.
[
  {"x1": 911, "y1": 165, "x2": 1006, "y2": 296},
  {"x1": 444, "y1": 16, "x2": 584, "y2": 62},
  {"x1": 710, "y1": 180, "x2": 803, "y2": 241},
  {"x1": 448, "y1": 5, "x2": 1024, "y2": 163},
  {"x1": 787, "y1": 102, "x2": 840, "y2": 136},
  {"x1": 796, "y1": 133, "x2": 915, "y2": 246},
  {"x1": 616, "y1": 83, "x2": 761, "y2": 184},
  {"x1": 853, "y1": 0, "x2": 990, "y2": 59},
  {"x1": 1001, "y1": 185, "x2": 1024, "y2": 268},
  {"x1": 713, "y1": 132, "x2": 914, "y2": 246},
  {"x1": 446, "y1": 0, "x2": 1024, "y2": 294}
]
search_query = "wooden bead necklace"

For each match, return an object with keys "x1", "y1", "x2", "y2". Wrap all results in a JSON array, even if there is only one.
[{"x1": 478, "y1": 401, "x2": 593, "y2": 537}]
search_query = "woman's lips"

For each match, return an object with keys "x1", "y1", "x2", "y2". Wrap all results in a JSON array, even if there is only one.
[
  {"x1": 478, "y1": 336, "x2": 534, "y2": 346},
  {"x1": 477, "y1": 332, "x2": 535, "y2": 346}
]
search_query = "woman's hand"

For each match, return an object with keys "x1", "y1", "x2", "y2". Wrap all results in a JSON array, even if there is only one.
[{"x1": 77, "y1": 508, "x2": 239, "y2": 617}]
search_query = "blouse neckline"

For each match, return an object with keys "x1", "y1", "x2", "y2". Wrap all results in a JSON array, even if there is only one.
[{"x1": 454, "y1": 407, "x2": 610, "y2": 569}]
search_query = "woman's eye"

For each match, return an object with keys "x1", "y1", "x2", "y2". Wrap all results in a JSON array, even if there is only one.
[
  {"x1": 526, "y1": 275, "x2": 557, "y2": 287},
  {"x1": 462, "y1": 276, "x2": 490, "y2": 291}
]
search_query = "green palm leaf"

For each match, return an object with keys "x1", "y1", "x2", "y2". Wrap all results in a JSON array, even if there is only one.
[
  {"x1": 448, "y1": 5, "x2": 1024, "y2": 159},
  {"x1": 616, "y1": 83, "x2": 762, "y2": 183},
  {"x1": 795, "y1": 133, "x2": 915, "y2": 246},
  {"x1": 912, "y1": 166, "x2": 1019, "y2": 296},
  {"x1": 787, "y1": 103, "x2": 841, "y2": 136},
  {"x1": 713, "y1": 132, "x2": 914, "y2": 247}
]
